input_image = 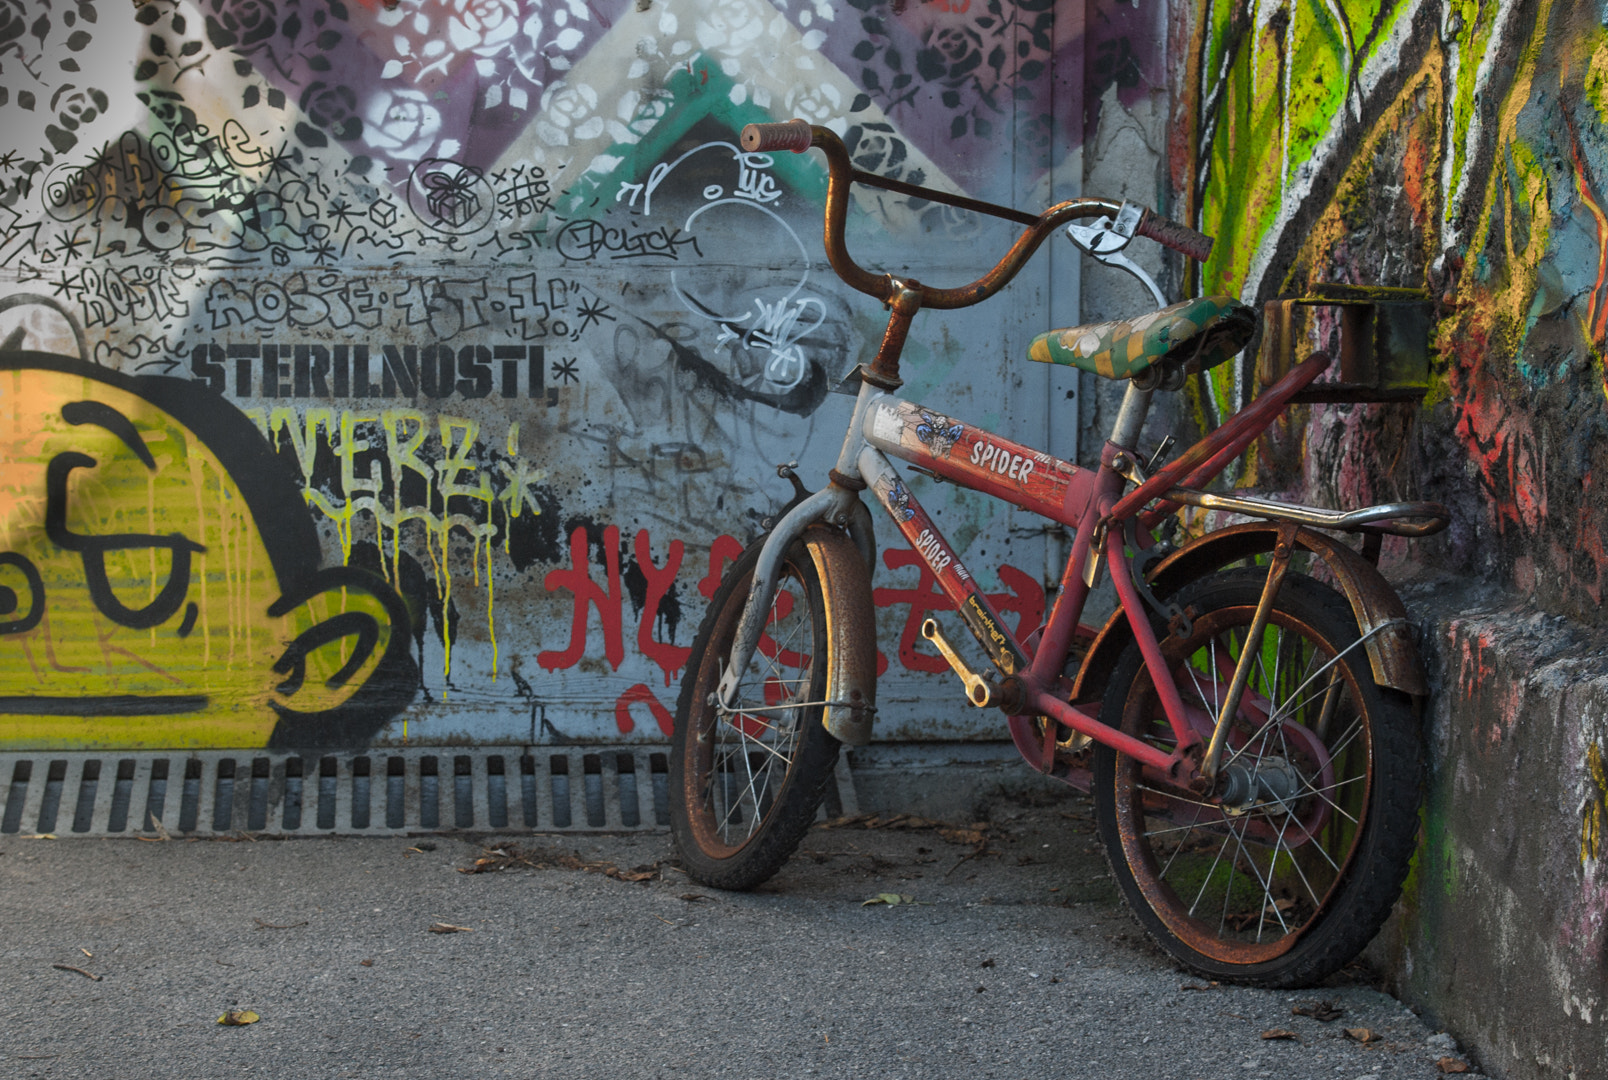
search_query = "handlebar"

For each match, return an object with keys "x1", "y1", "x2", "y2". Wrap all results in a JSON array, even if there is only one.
[
  {"x1": 741, "y1": 119, "x2": 814, "y2": 154},
  {"x1": 738, "y1": 120, "x2": 1214, "y2": 310},
  {"x1": 1133, "y1": 209, "x2": 1214, "y2": 263}
]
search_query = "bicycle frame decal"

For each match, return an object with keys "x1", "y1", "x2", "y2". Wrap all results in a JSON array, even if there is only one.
[
  {"x1": 866, "y1": 464, "x2": 1029, "y2": 677},
  {"x1": 863, "y1": 395, "x2": 1099, "y2": 527}
]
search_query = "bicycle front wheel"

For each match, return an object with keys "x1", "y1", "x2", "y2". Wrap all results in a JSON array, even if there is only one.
[
  {"x1": 1093, "y1": 569, "x2": 1421, "y2": 987},
  {"x1": 670, "y1": 532, "x2": 841, "y2": 890}
]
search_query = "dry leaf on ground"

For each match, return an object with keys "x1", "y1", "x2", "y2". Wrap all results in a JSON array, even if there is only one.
[
  {"x1": 1344, "y1": 1027, "x2": 1379, "y2": 1044},
  {"x1": 861, "y1": 892, "x2": 915, "y2": 906},
  {"x1": 428, "y1": 922, "x2": 474, "y2": 934},
  {"x1": 1436, "y1": 1057, "x2": 1471, "y2": 1074},
  {"x1": 217, "y1": 1010, "x2": 260, "y2": 1026},
  {"x1": 1292, "y1": 1000, "x2": 1344, "y2": 1022},
  {"x1": 1261, "y1": 1029, "x2": 1300, "y2": 1041}
]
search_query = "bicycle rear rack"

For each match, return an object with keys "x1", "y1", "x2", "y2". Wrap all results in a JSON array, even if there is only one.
[{"x1": 1166, "y1": 488, "x2": 1449, "y2": 537}]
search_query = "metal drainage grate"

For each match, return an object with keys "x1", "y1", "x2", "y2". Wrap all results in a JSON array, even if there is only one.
[
  {"x1": 0, "y1": 747, "x2": 680, "y2": 838},
  {"x1": 0, "y1": 748, "x2": 862, "y2": 838}
]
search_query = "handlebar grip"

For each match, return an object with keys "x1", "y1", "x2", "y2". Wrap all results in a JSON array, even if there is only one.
[
  {"x1": 740, "y1": 119, "x2": 814, "y2": 154},
  {"x1": 1136, "y1": 209, "x2": 1215, "y2": 263}
]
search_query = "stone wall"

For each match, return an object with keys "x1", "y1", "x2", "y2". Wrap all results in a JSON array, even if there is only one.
[{"x1": 1176, "y1": 0, "x2": 1608, "y2": 1073}]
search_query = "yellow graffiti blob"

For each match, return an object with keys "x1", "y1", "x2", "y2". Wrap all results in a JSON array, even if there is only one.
[
  {"x1": 254, "y1": 406, "x2": 545, "y2": 694},
  {"x1": 0, "y1": 365, "x2": 401, "y2": 750},
  {"x1": 1459, "y1": 0, "x2": 1556, "y2": 358},
  {"x1": 1584, "y1": 741, "x2": 1608, "y2": 864}
]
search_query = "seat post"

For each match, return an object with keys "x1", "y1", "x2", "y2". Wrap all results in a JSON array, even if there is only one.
[{"x1": 1108, "y1": 381, "x2": 1153, "y2": 452}]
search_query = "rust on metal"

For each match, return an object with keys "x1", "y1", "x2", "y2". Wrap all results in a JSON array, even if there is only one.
[
  {"x1": 1107, "y1": 598, "x2": 1366, "y2": 965},
  {"x1": 1201, "y1": 520, "x2": 1300, "y2": 780},
  {"x1": 1072, "y1": 522, "x2": 1427, "y2": 703},
  {"x1": 765, "y1": 123, "x2": 1127, "y2": 312},
  {"x1": 804, "y1": 524, "x2": 879, "y2": 746},
  {"x1": 866, "y1": 283, "x2": 924, "y2": 386},
  {"x1": 1257, "y1": 285, "x2": 1433, "y2": 403},
  {"x1": 1119, "y1": 352, "x2": 1331, "y2": 528},
  {"x1": 827, "y1": 468, "x2": 867, "y2": 492},
  {"x1": 850, "y1": 167, "x2": 1040, "y2": 227}
]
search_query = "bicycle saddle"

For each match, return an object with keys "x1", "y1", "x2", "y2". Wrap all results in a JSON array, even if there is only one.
[{"x1": 1027, "y1": 295, "x2": 1255, "y2": 381}]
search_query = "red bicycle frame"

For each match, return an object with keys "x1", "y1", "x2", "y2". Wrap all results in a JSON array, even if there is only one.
[
  {"x1": 850, "y1": 352, "x2": 1333, "y2": 783},
  {"x1": 722, "y1": 120, "x2": 1447, "y2": 794}
]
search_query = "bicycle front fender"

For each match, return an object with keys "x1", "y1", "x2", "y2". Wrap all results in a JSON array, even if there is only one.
[
  {"x1": 718, "y1": 485, "x2": 856, "y2": 711},
  {"x1": 1072, "y1": 522, "x2": 1426, "y2": 704},
  {"x1": 802, "y1": 523, "x2": 880, "y2": 746}
]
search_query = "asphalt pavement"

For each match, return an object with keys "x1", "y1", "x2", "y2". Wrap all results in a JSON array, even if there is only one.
[{"x1": 0, "y1": 788, "x2": 1478, "y2": 1079}]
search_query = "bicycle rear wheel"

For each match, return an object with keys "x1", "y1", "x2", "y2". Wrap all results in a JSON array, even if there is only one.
[
  {"x1": 670, "y1": 532, "x2": 841, "y2": 890},
  {"x1": 1093, "y1": 569, "x2": 1421, "y2": 987}
]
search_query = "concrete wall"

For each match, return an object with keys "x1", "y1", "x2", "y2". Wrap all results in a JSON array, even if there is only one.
[
  {"x1": 1175, "y1": 0, "x2": 1608, "y2": 1074},
  {"x1": 0, "y1": 0, "x2": 1180, "y2": 752}
]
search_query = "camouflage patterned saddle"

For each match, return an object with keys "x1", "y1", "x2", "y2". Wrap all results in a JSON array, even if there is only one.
[{"x1": 1026, "y1": 295, "x2": 1256, "y2": 381}]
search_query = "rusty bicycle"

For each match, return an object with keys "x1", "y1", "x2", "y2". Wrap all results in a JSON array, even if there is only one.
[{"x1": 668, "y1": 119, "x2": 1448, "y2": 987}]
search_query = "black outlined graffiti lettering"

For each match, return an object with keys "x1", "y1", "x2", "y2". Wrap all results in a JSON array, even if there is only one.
[{"x1": 554, "y1": 219, "x2": 702, "y2": 262}]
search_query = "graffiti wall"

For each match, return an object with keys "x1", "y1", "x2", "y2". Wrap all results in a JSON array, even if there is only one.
[
  {"x1": 1175, "y1": 0, "x2": 1608, "y2": 1074},
  {"x1": 0, "y1": 0, "x2": 1177, "y2": 750}
]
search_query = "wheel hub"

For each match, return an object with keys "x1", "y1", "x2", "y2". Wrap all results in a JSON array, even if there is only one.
[{"x1": 1218, "y1": 755, "x2": 1303, "y2": 814}]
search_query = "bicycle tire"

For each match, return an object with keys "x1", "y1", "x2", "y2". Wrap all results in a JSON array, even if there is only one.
[
  {"x1": 1092, "y1": 568, "x2": 1421, "y2": 987},
  {"x1": 670, "y1": 531, "x2": 842, "y2": 890}
]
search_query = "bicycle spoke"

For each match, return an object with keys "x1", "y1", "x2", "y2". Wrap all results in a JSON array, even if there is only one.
[
  {"x1": 1158, "y1": 817, "x2": 1209, "y2": 884},
  {"x1": 735, "y1": 739, "x2": 765, "y2": 840},
  {"x1": 1264, "y1": 631, "x2": 1378, "y2": 722},
  {"x1": 1276, "y1": 800, "x2": 1344, "y2": 876},
  {"x1": 1220, "y1": 823, "x2": 1253, "y2": 935},
  {"x1": 723, "y1": 711, "x2": 781, "y2": 739},
  {"x1": 1255, "y1": 826, "x2": 1280, "y2": 943},
  {"x1": 1136, "y1": 784, "x2": 1223, "y2": 813},
  {"x1": 1294, "y1": 772, "x2": 1364, "y2": 826},
  {"x1": 1189, "y1": 820, "x2": 1237, "y2": 920},
  {"x1": 1143, "y1": 815, "x2": 1226, "y2": 840},
  {"x1": 1237, "y1": 828, "x2": 1289, "y2": 938},
  {"x1": 1320, "y1": 715, "x2": 1366, "y2": 763}
]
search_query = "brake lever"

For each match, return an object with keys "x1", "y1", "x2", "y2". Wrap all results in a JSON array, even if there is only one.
[
  {"x1": 1064, "y1": 218, "x2": 1131, "y2": 256},
  {"x1": 1065, "y1": 213, "x2": 1170, "y2": 308}
]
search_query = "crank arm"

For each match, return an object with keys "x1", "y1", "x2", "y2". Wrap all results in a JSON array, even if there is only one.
[{"x1": 921, "y1": 618, "x2": 1003, "y2": 708}]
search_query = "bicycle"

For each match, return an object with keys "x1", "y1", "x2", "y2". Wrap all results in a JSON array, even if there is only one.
[{"x1": 668, "y1": 119, "x2": 1449, "y2": 987}]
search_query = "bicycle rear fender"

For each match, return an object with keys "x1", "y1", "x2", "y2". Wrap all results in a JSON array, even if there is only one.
[
  {"x1": 1072, "y1": 522, "x2": 1426, "y2": 703},
  {"x1": 802, "y1": 523, "x2": 879, "y2": 746}
]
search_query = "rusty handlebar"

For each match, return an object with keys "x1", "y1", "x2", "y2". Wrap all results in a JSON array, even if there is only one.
[{"x1": 738, "y1": 120, "x2": 1214, "y2": 310}]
